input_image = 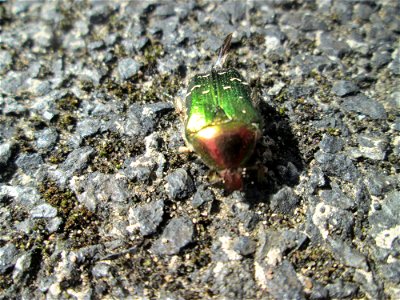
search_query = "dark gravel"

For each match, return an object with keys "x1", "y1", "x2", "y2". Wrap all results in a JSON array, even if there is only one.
[{"x1": 0, "y1": 0, "x2": 399, "y2": 299}]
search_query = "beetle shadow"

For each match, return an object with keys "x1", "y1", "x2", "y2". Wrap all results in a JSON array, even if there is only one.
[{"x1": 241, "y1": 101, "x2": 305, "y2": 205}]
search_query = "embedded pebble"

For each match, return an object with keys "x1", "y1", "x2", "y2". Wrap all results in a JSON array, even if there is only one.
[
  {"x1": 315, "y1": 151, "x2": 359, "y2": 182},
  {"x1": 341, "y1": 94, "x2": 387, "y2": 119},
  {"x1": 12, "y1": 252, "x2": 32, "y2": 282},
  {"x1": 165, "y1": 168, "x2": 195, "y2": 200},
  {"x1": 15, "y1": 153, "x2": 44, "y2": 176},
  {"x1": 71, "y1": 172, "x2": 130, "y2": 212},
  {"x1": 35, "y1": 127, "x2": 58, "y2": 150},
  {"x1": 233, "y1": 236, "x2": 256, "y2": 256},
  {"x1": 50, "y1": 147, "x2": 94, "y2": 187},
  {"x1": 326, "y1": 280, "x2": 359, "y2": 299},
  {"x1": 128, "y1": 200, "x2": 164, "y2": 236},
  {"x1": 30, "y1": 203, "x2": 58, "y2": 218},
  {"x1": 117, "y1": 58, "x2": 141, "y2": 80},
  {"x1": 191, "y1": 185, "x2": 214, "y2": 208},
  {"x1": 316, "y1": 32, "x2": 350, "y2": 57},
  {"x1": 0, "y1": 244, "x2": 18, "y2": 274},
  {"x1": 319, "y1": 184, "x2": 354, "y2": 210},
  {"x1": 0, "y1": 142, "x2": 13, "y2": 166},
  {"x1": 92, "y1": 263, "x2": 111, "y2": 278},
  {"x1": 328, "y1": 238, "x2": 368, "y2": 270},
  {"x1": 319, "y1": 134, "x2": 344, "y2": 153},
  {"x1": 0, "y1": 50, "x2": 12, "y2": 73},
  {"x1": 151, "y1": 216, "x2": 194, "y2": 255},
  {"x1": 270, "y1": 186, "x2": 299, "y2": 215},
  {"x1": 332, "y1": 80, "x2": 359, "y2": 97},
  {"x1": 349, "y1": 134, "x2": 388, "y2": 161}
]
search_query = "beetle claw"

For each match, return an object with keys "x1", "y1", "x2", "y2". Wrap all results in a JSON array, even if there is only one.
[{"x1": 220, "y1": 169, "x2": 243, "y2": 192}]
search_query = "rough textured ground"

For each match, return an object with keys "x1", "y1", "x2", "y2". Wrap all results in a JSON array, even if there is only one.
[{"x1": 0, "y1": 0, "x2": 399, "y2": 299}]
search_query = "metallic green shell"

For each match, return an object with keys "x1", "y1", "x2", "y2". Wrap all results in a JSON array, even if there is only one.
[
  {"x1": 184, "y1": 68, "x2": 261, "y2": 137},
  {"x1": 183, "y1": 68, "x2": 262, "y2": 171}
]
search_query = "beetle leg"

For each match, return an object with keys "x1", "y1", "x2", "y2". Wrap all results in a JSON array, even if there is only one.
[
  {"x1": 250, "y1": 78, "x2": 261, "y2": 107},
  {"x1": 256, "y1": 164, "x2": 268, "y2": 184},
  {"x1": 174, "y1": 87, "x2": 188, "y2": 115},
  {"x1": 178, "y1": 146, "x2": 193, "y2": 153},
  {"x1": 207, "y1": 170, "x2": 221, "y2": 184},
  {"x1": 174, "y1": 96, "x2": 183, "y2": 113},
  {"x1": 244, "y1": 163, "x2": 268, "y2": 185},
  {"x1": 251, "y1": 90, "x2": 260, "y2": 107},
  {"x1": 220, "y1": 168, "x2": 243, "y2": 192}
]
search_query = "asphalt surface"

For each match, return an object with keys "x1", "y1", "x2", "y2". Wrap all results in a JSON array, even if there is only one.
[{"x1": 0, "y1": 1, "x2": 399, "y2": 299}]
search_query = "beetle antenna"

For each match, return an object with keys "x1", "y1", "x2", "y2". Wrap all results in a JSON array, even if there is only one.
[{"x1": 213, "y1": 33, "x2": 233, "y2": 70}]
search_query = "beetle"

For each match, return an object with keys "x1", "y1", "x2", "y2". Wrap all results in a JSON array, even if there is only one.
[{"x1": 179, "y1": 33, "x2": 262, "y2": 191}]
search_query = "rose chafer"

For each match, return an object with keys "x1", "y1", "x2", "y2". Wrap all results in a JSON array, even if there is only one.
[{"x1": 181, "y1": 33, "x2": 262, "y2": 191}]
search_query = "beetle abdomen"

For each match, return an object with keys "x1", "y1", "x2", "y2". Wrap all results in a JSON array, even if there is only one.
[{"x1": 187, "y1": 121, "x2": 259, "y2": 170}]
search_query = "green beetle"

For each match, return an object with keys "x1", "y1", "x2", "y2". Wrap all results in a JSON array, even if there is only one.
[{"x1": 180, "y1": 33, "x2": 262, "y2": 191}]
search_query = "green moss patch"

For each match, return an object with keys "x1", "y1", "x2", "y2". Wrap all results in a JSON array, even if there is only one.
[{"x1": 39, "y1": 181, "x2": 101, "y2": 249}]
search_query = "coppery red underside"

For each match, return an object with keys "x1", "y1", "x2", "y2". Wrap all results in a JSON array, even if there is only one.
[{"x1": 193, "y1": 123, "x2": 258, "y2": 171}]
